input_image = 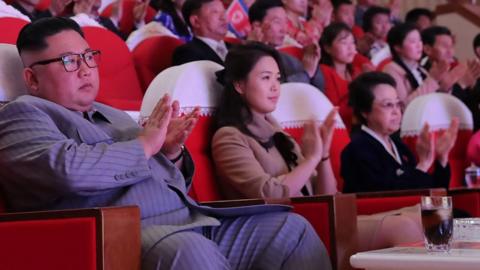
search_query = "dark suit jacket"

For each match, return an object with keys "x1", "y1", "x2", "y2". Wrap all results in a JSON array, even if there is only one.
[
  {"x1": 341, "y1": 129, "x2": 450, "y2": 193},
  {"x1": 173, "y1": 37, "x2": 225, "y2": 66}
]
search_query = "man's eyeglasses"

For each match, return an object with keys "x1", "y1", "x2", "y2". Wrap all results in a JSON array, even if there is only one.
[{"x1": 29, "y1": 50, "x2": 101, "y2": 72}]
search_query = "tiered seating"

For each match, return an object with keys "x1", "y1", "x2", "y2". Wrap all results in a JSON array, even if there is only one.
[
  {"x1": 0, "y1": 17, "x2": 28, "y2": 44},
  {"x1": 0, "y1": 42, "x2": 140, "y2": 270},
  {"x1": 401, "y1": 93, "x2": 474, "y2": 188},
  {"x1": 82, "y1": 26, "x2": 143, "y2": 111},
  {"x1": 132, "y1": 36, "x2": 184, "y2": 92}
]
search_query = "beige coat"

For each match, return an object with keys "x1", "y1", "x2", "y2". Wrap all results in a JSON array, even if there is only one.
[{"x1": 211, "y1": 117, "x2": 314, "y2": 200}]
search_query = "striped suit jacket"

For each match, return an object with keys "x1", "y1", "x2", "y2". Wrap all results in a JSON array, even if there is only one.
[{"x1": 0, "y1": 95, "x2": 289, "y2": 253}]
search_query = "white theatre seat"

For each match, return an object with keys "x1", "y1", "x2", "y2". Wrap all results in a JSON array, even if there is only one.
[
  {"x1": 400, "y1": 93, "x2": 474, "y2": 188},
  {"x1": 0, "y1": 43, "x2": 27, "y2": 102},
  {"x1": 272, "y1": 82, "x2": 350, "y2": 191},
  {"x1": 140, "y1": 60, "x2": 224, "y2": 201}
]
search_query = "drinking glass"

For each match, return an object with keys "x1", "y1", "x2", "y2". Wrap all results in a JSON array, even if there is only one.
[{"x1": 421, "y1": 196, "x2": 453, "y2": 252}]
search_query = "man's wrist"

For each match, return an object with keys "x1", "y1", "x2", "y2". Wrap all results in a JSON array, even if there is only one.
[{"x1": 167, "y1": 145, "x2": 185, "y2": 163}]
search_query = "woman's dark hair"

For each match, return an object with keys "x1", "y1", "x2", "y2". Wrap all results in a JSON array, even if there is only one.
[
  {"x1": 362, "y1": 6, "x2": 390, "y2": 33},
  {"x1": 213, "y1": 42, "x2": 284, "y2": 133},
  {"x1": 213, "y1": 42, "x2": 300, "y2": 173},
  {"x1": 157, "y1": 0, "x2": 190, "y2": 36},
  {"x1": 348, "y1": 71, "x2": 396, "y2": 125},
  {"x1": 320, "y1": 22, "x2": 353, "y2": 70},
  {"x1": 387, "y1": 23, "x2": 422, "y2": 89}
]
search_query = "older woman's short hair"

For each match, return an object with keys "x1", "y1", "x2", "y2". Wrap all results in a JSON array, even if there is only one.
[{"x1": 348, "y1": 72, "x2": 396, "y2": 125}]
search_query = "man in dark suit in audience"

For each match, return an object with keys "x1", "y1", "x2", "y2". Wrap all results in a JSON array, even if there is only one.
[
  {"x1": 172, "y1": 0, "x2": 229, "y2": 66},
  {"x1": 0, "y1": 17, "x2": 331, "y2": 270},
  {"x1": 248, "y1": 0, "x2": 325, "y2": 92}
]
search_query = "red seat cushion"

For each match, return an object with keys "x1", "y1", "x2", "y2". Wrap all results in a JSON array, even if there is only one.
[
  {"x1": 83, "y1": 26, "x2": 143, "y2": 110},
  {"x1": 292, "y1": 202, "x2": 331, "y2": 254},
  {"x1": 0, "y1": 217, "x2": 97, "y2": 270},
  {"x1": 452, "y1": 192, "x2": 480, "y2": 217},
  {"x1": 186, "y1": 116, "x2": 222, "y2": 202},
  {"x1": 132, "y1": 36, "x2": 184, "y2": 92},
  {"x1": 0, "y1": 17, "x2": 28, "y2": 44}
]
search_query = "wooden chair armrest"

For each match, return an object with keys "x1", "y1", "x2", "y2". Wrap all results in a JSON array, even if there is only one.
[
  {"x1": 0, "y1": 206, "x2": 140, "y2": 270},
  {"x1": 200, "y1": 198, "x2": 291, "y2": 208},
  {"x1": 291, "y1": 193, "x2": 357, "y2": 270},
  {"x1": 355, "y1": 188, "x2": 447, "y2": 198}
]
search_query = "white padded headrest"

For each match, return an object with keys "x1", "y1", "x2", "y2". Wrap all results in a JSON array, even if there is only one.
[
  {"x1": 0, "y1": 43, "x2": 27, "y2": 101},
  {"x1": 272, "y1": 82, "x2": 346, "y2": 129},
  {"x1": 140, "y1": 60, "x2": 224, "y2": 119},
  {"x1": 400, "y1": 93, "x2": 473, "y2": 136}
]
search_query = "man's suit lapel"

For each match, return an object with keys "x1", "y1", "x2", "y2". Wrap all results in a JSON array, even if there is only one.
[{"x1": 192, "y1": 37, "x2": 224, "y2": 65}]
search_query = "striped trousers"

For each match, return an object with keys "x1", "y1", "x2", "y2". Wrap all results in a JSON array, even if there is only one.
[{"x1": 142, "y1": 212, "x2": 332, "y2": 270}]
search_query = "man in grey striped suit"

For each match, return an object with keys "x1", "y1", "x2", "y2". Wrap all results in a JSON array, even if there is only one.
[{"x1": 0, "y1": 17, "x2": 331, "y2": 270}]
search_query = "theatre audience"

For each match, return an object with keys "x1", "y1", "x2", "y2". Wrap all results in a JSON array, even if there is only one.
[
  {"x1": 10, "y1": 0, "x2": 66, "y2": 21},
  {"x1": 382, "y1": 23, "x2": 454, "y2": 105},
  {"x1": 0, "y1": 17, "x2": 330, "y2": 270},
  {"x1": 421, "y1": 27, "x2": 480, "y2": 125},
  {"x1": 342, "y1": 71, "x2": 457, "y2": 193},
  {"x1": 332, "y1": 0, "x2": 363, "y2": 39},
  {"x1": 356, "y1": 6, "x2": 391, "y2": 63},
  {"x1": 282, "y1": 0, "x2": 327, "y2": 46},
  {"x1": 248, "y1": 0, "x2": 324, "y2": 91},
  {"x1": 319, "y1": 22, "x2": 359, "y2": 130},
  {"x1": 172, "y1": 0, "x2": 228, "y2": 66}
]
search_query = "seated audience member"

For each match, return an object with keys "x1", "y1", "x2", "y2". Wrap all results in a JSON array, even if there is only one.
[
  {"x1": 211, "y1": 45, "x2": 427, "y2": 250},
  {"x1": 282, "y1": 0, "x2": 327, "y2": 46},
  {"x1": 356, "y1": 6, "x2": 391, "y2": 61},
  {"x1": 319, "y1": 22, "x2": 359, "y2": 130},
  {"x1": 0, "y1": 0, "x2": 30, "y2": 20},
  {"x1": 172, "y1": 0, "x2": 228, "y2": 66},
  {"x1": 421, "y1": 26, "x2": 480, "y2": 131},
  {"x1": 0, "y1": 17, "x2": 331, "y2": 270},
  {"x1": 248, "y1": 0, "x2": 324, "y2": 91},
  {"x1": 342, "y1": 72, "x2": 457, "y2": 193},
  {"x1": 354, "y1": 0, "x2": 400, "y2": 27},
  {"x1": 153, "y1": 0, "x2": 192, "y2": 42},
  {"x1": 405, "y1": 7, "x2": 435, "y2": 31},
  {"x1": 211, "y1": 42, "x2": 338, "y2": 200},
  {"x1": 332, "y1": 0, "x2": 363, "y2": 39},
  {"x1": 382, "y1": 23, "x2": 454, "y2": 105}
]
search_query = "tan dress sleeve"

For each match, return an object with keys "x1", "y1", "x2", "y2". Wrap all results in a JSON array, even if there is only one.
[{"x1": 211, "y1": 127, "x2": 290, "y2": 199}]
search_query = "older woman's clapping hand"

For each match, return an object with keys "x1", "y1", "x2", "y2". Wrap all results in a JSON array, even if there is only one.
[
  {"x1": 435, "y1": 118, "x2": 459, "y2": 167},
  {"x1": 416, "y1": 123, "x2": 435, "y2": 172}
]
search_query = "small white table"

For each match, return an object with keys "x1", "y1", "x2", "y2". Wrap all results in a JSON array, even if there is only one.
[{"x1": 350, "y1": 244, "x2": 480, "y2": 270}]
